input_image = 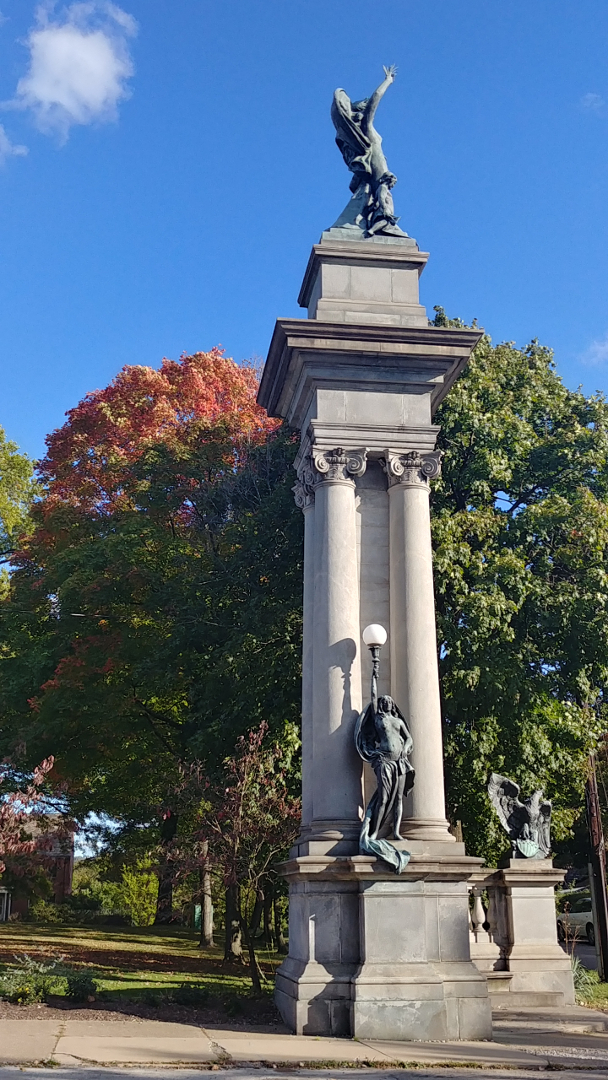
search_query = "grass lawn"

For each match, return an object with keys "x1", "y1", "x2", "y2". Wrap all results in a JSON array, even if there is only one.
[
  {"x1": 0, "y1": 923, "x2": 280, "y2": 1004},
  {"x1": 576, "y1": 980, "x2": 608, "y2": 1010}
]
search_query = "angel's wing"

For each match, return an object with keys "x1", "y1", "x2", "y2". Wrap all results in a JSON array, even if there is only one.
[
  {"x1": 488, "y1": 773, "x2": 528, "y2": 840},
  {"x1": 537, "y1": 799, "x2": 552, "y2": 858}
]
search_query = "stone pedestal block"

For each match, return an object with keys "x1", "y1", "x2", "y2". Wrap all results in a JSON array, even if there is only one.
[
  {"x1": 275, "y1": 853, "x2": 492, "y2": 1040},
  {"x1": 274, "y1": 876, "x2": 359, "y2": 1036},
  {"x1": 500, "y1": 860, "x2": 575, "y2": 1004},
  {"x1": 468, "y1": 862, "x2": 575, "y2": 1007},
  {"x1": 298, "y1": 232, "x2": 429, "y2": 327}
]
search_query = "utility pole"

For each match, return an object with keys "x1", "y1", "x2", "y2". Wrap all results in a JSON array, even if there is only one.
[{"x1": 585, "y1": 753, "x2": 608, "y2": 980}]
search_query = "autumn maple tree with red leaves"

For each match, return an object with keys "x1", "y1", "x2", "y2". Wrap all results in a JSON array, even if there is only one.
[
  {"x1": 39, "y1": 348, "x2": 278, "y2": 512},
  {"x1": 0, "y1": 757, "x2": 64, "y2": 887},
  {"x1": 0, "y1": 347, "x2": 303, "y2": 921}
]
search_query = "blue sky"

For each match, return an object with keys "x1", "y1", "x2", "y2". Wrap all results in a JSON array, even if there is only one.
[{"x1": 1, "y1": 0, "x2": 608, "y2": 461}]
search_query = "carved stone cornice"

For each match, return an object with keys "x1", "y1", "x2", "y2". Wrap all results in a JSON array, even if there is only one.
[
  {"x1": 311, "y1": 447, "x2": 367, "y2": 484},
  {"x1": 383, "y1": 450, "x2": 442, "y2": 489}
]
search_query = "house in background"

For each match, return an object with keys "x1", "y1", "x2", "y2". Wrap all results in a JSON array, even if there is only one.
[
  {"x1": 1, "y1": 815, "x2": 74, "y2": 920},
  {"x1": 0, "y1": 889, "x2": 10, "y2": 921}
]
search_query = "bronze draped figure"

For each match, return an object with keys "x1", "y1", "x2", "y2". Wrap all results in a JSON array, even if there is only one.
[
  {"x1": 355, "y1": 645, "x2": 414, "y2": 873},
  {"x1": 330, "y1": 65, "x2": 409, "y2": 239}
]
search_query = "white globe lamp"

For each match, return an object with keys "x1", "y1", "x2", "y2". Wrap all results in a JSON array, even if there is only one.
[{"x1": 362, "y1": 623, "x2": 388, "y2": 648}]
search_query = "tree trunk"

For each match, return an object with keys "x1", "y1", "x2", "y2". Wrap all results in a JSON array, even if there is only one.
[
  {"x1": 239, "y1": 911, "x2": 265, "y2": 993},
  {"x1": 263, "y1": 886, "x2": 274, "y2": 946},
  {"x1": 155, "y1": 810, "x2": 178, "y2": 925},
  {"x1": 223, "y1": 884, "x2": 242, "y2": 961},
  {"x1": 274, "y1": 895, "x2": 287, "y2": 953},
  {"x1": 249, "y1": 888, "x2": 264, "y2": 939},
  {"x1": 199, "y1": 843, "x2": 214, "y2": 949},
  {"x1": 586, "y1": 755, "x2": 608, "y2": 979}
]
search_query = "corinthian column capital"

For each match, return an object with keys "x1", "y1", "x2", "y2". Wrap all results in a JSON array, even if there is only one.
[
  {"x1": 311, "y1": 447, "x2": 367, "y2": 484},
  {"x1": 293, "y1": 456, "x2": 317, "y2": 511},
  {"x1": 383, "y1": 450, "x2": 442, "y2": 489},
  {"x1": 292, "y1": 478, "x2": 314, "y2": 511}
]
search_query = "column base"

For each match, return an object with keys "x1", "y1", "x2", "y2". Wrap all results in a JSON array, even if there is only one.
[
  {"x1": 402, "y1": 817, "x2": 457, "y2": 842},
  {"x1": 291, "y1": 819, "x2": 361, "y2": 857},
  {"x1": 276, "y1": 853, "x2": 492, "y2": 1040}
]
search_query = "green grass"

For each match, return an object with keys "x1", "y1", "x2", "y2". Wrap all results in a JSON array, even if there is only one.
[
  {"x1": 0, "y1": 922, "x2": 280, "y2": 1004},
  {"x1": 576, "y1": 979, "x2": 608, "y2": 1009}
]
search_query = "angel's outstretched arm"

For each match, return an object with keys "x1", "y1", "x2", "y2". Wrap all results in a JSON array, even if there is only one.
[{"x1": 363, "y1": 65, "x2": 397, "y2": 133}]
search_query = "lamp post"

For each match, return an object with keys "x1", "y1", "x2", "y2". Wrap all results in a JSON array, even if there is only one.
[{"x1": 362, "y1": 623, "x2": 388, "y2": 701}]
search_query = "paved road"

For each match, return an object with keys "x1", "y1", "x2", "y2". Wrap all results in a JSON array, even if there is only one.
[
  {"x1": 0, "y1": 1071, "x2": 608, "y2": 1080},
  {"x1": 574, "y1": 942, "x2": 599, "y2": 970}
]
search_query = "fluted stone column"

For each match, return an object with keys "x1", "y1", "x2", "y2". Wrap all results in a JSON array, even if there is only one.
[
  {"x1": 293, "y1": 472, "x2": 315, "y2": 834},
  {"x1": 385, "y1": 450, "x2": 452, "y2": 842},
  {"x1": 307, "y1": 447, "x2": 366, "y2": 852}
]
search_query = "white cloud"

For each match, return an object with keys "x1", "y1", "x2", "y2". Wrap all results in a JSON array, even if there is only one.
[
  {"x1": 11, "y1": 2, "x2": 137, "y2": 141},
  {"x1": 581, "y1": 333, "x2": 608, "y2": 366},
  {"x1": 0, "y1": 123, "x2": 28, "y2": 164},
  {"x1": 581, "y1": 92, "x2": 606, "y2": 114}
]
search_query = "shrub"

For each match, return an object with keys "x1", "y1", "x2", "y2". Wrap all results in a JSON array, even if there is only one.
[
  {"x1": 65, "y1": 892, "x2": 101, "y2": 913},
  {"x1": 0, "y1": 955, "x2": 61, "y2": 1004},
  {"x1": 118, "y1": 858, "x2": 158, "y2": 926},
  {"x1": 572, "y1": 954, "x2": 600, "y2": 995},
  {"x1": 28, "y1": 898, "x2": 65, "y2": 924},
  {"x1": 64, "y1": 969, "x2": 98, "y2": 1001},
  {"x1": 27, "y1": 898, "x2": 100, "y2": 926},
  {"x1": 172, "y1": 983, "x2": 209, "y2": 1007}
]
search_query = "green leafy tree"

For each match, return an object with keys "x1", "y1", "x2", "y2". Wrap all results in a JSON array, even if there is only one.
[
  {"x1": 0, "y1": 426, "x2": 35, "y2": 597},
  {"x1": 119, "y1": 857, "x2": 159, "y2": 926},
  {"x1": 171, "y1": 722, "x2": 300, "y2": 990},
  {"x1": 0, "y1": 354, "x2": 302, "y2": 915},
  {"x1": 432, "y1": 316, "x2": 608, "y2": 863}
]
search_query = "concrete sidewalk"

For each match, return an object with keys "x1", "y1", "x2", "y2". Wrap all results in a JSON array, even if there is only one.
[{"x1": 3, "y1": 1005, "x2": 608, "y2": 1069}]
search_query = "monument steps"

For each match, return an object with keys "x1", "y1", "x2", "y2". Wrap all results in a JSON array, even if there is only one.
[{"x1": 492, "y1": 990, "x2": 565, "y2": 1009}]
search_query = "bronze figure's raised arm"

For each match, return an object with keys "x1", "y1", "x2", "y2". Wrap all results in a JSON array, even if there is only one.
[{"x1": 331, "y1": 65, "x2": 409, "y2": 239}]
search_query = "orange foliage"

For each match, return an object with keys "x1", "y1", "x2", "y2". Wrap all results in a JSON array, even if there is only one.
[{"x1": 38, "y1": 348, "x2": 278, "y2": 512}]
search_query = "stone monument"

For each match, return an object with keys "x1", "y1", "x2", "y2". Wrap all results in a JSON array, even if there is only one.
[{"x1": 257, "y1": 68, "x2": 572, "y2": 1040}]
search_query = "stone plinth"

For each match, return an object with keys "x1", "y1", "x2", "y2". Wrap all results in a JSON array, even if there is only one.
[
  {"x1": 298, "y1": 232, "x2": 428, "y2": 327},
  {"x1": 499, "y1": 860, "x2": 574, "y2": 1004},
  {"x1": 469, "y1": 863, "x2": 575, "y2": 1007},
  {"x1": 275, "y1": 850, "x2": 492, "y2": 1040}
]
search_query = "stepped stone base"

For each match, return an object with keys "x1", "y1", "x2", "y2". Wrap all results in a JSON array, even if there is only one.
[{"x1": 275, "y1": 852, "x2": 492, "y2": 1041}]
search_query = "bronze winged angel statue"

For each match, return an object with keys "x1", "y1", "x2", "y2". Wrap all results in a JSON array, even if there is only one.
[
  {"x1": 355, "y1": 639, "x2": 414, "y2": 873},
  {"x1": 488, "y1": 773, "x2": 552, "y2": 859},
  {"x1": 331, "y1": 65, "x2": 409, "y2": 238}
]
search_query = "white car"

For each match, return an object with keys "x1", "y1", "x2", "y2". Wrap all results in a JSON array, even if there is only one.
[{"x1": 556, "y1": 888, "x2": 595, "y2": 945}]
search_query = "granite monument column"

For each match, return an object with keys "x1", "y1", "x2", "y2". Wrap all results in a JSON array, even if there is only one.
[
  {"x1": 309, "y1": 447, "x2": 366, "y2": 849},
  {"x1": 293, "y1": 472, "x2": 315, "y2": 834},
  {"x1": 385, "y1": 450, "x2": 453, "y2": 841}
]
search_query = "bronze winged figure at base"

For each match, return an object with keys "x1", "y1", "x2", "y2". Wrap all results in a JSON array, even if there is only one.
[{"x1": 488, "y1": 772, "x2": 552, "y2": 859}]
